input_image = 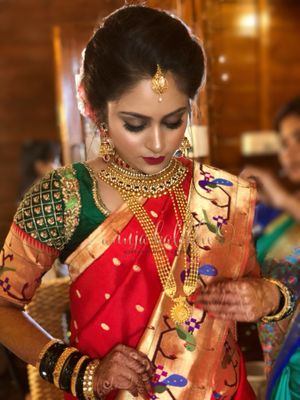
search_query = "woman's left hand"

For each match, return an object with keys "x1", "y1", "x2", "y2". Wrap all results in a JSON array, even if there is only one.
[{"x1": 189, "y1": 278, "x2": 280, "y2": 322}]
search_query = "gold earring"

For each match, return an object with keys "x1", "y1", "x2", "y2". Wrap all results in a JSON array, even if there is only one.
[
  {"x1": 177, "y1": 137, "x2": 192, "y2": 158},
  {"x1": 99, "y1": 123, "x2": 115, "y2": 162}
]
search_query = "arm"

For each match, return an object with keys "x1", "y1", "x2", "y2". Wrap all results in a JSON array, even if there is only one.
[
  {"x1": 0, "y1": 168, "x2": 153, "y2": 398},
  {"x1": 0, "y1": 298, "x2": 51, "y2": 366}
]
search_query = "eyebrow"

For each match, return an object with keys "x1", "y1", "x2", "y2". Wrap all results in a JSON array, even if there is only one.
[{"x1": 118, "y1": 107, "x2": 188, "y2": 120}]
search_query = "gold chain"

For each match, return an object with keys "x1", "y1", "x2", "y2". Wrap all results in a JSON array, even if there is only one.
[{"x1": 97, "y1": 158, "x2": 199, "y2": 324}]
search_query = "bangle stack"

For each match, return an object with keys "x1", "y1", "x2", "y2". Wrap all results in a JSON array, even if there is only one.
[
  {"x1": 36, "y1": 339, "x2": 100, "y2": 399},
  {"x1": 262, "y1": 278, "x2": 296, "y2": 322}
]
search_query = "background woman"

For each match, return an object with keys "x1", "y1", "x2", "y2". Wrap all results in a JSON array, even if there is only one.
[
  {"x1": 0, "y1": 5, "x2": 292, "y2": 400},
  {"x1": 242, "y1": 98, "x2": 300, "y2": 398}
]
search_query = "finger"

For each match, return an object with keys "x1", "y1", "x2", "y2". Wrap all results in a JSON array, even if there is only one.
[
  {"x1": 126, "y1": 355, "x2": 150, "y2": 375},
  {"x1": 199, "y1": 292, "x2": 241, "y2": 306},
  {"x1": 111, "y1": 348, "x2": 143, "y2": 373},
  {"x1": 141, "y1": 372, "x2": 150, "y2": 382},
  {"x1": 206, "y1": 302, "x2": 260, "y2": 321},
  {"x1": 129, "y1": 349, "x2": 153, "y2": 377},
  {"x1": 216, "y1": 311, "x2": 258, "y2": 322},
  {"x1": 202, "y1": 303, "x2": 242, "y2": 315},
  {"x1": 116, "y1": 345, "x2": 148, "y2": 368},
  {"x1": 119, "y1": 369, "x2": 149, "y2": 396},
  {"x1": 114, "y1": 345, "x2": 153, "y2": 379},
  {"x1": 189, "y1": 285, "x2": 233, "y2": 304}
]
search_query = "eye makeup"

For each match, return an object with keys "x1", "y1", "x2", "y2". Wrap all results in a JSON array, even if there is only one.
[{"x1": 120, "y1": 107, "x2": 187, "y2": 133}]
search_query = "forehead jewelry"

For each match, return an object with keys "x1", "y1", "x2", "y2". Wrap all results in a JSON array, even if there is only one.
[{"x1": 151, "y1": 64, "x2": 168, "y2": 102}]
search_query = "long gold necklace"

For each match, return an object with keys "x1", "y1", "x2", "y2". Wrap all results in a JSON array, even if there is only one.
[{"x1": 97, "y1": 158, "x2": 199, "y2": 324}]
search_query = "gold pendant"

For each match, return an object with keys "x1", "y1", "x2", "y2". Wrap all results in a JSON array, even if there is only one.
[{"x1": 170, "y1": 296, "x2": 192, "y2": 324}]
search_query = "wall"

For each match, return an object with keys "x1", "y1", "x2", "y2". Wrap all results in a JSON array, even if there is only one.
[
  {"x1": 201, "y1": 0, "x2": 300, "y2": 172},
  {"x1": 0, "y1": 0, "x2": 123, "y2": 244}
]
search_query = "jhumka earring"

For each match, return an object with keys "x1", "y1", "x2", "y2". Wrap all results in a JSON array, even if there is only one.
[
  {"x1": 99, "y1": 123, "x2": 115, "y2": 162},
  {"x1": 176, "y1": 137, "x2": 192, "y2": 158},
  {"x1": 151, "y1": 64, "x2": 168, "y2": 102}
]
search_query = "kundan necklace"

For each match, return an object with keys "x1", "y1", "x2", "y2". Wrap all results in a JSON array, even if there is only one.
[{"x1": 97, "y1": 158, "x2": 200, "y2": 324}]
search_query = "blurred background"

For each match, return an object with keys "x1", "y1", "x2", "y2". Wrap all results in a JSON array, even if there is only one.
[{"x1": 0, "y1": 0, "x2": 300, "y2": 398}]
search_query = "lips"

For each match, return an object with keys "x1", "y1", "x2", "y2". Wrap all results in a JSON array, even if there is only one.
[{"x1": 142, "y1": 156, "x2": 165, "y2": 165}]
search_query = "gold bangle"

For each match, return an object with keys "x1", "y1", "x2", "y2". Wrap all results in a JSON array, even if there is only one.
[
  {"x1": 82, "y1": 359, "x2": 100, "y2": 400},
  {"x1": 261, "y1": 278, "x2": 293, "y2": 322},
  {"x1": 35, "y1": 339, "x2": 63, "y2": 369},
  {"x1": 70, "y1": 355, "x2": 89, "y2": 397},
  {"x1": 52, "y1": 347, "x2": 78, "y2": 389}
]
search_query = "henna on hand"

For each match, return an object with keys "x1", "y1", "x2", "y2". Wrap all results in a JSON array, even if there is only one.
[
  {"x1": 93, "y1": 344, "x2": 154, "y2": 398},
  {"x1": 189, "y1": 278, "x2": 280, "y2": 322}
]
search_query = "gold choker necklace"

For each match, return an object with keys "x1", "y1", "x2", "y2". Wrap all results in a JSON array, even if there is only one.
[{"x1": 97, "y1": 158, "x2": 188, "y2": 198}]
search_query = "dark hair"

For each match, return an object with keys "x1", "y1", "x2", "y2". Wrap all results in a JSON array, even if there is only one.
[
  {"x1": 83, "y1": 5, "x2": 205, "y2": 123},
  {"x1": 19, "y1": 140, "x2": 61, "y2": 198},
  {"x1": 274, "y1": 97, "x2": 300, "y2": 131}
]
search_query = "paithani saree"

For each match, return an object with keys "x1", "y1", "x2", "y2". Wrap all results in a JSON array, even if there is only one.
[
  {"x1": 65, "y1": 160, "x2": 257, "y2": 400},
  {"x1": 0, "y1": 158, "x2": 257, "y2": 400}
]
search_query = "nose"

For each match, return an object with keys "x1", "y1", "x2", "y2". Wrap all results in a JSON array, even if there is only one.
[{"x1": 145, "y1": 125, "x2": 164, "y2": 154}]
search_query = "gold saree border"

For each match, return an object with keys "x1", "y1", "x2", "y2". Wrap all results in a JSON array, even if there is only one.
[{"x1": 65, "y1": 202, "x2": 139, "y2": 282}]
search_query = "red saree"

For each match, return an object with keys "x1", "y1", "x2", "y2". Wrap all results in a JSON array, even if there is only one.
[{"x1": 65, "y1": 159, "x2": 258, "y2": 400}]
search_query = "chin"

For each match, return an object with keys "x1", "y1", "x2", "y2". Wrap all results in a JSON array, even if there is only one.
[{"x1": 139, "y1": 164, "x2": 165, "y2": 175}]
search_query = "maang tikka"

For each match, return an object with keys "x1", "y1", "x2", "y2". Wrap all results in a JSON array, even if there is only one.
[
  {"x1": 99, "y1": 123, "x2": 115, "y2": 162},
  {"x1": 151, "y1": 64, "x2": 168, "y2": 102}
]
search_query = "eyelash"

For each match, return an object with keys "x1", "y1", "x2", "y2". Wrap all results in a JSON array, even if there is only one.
[{"x1": 123, "y1": 119, "x2": 184, "y2": 133}]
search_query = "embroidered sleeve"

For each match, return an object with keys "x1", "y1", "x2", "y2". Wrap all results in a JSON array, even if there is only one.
[
  {"x1": 14, "y1": 165, "x2": 81, "y2": 251},
  {"x1": 0, "y1": 165, "x2": 81, "y2": 307}
]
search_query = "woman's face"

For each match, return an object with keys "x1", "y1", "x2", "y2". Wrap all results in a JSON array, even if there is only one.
[
  {"x1": 107, "y1": 72, "x2": 189, "y2": 174},
  {"x1": 278, "y1": 114, "x2": 300, "y2": 183}
]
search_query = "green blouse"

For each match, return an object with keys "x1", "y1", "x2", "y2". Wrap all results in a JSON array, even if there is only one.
[{"x1": 14, "y1": 163, "x2": 107, "y2": 262}]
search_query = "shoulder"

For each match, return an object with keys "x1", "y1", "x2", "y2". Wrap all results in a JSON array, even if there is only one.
[{"x1": 14, "y1": 164, "x2": 81, "y2": 250}]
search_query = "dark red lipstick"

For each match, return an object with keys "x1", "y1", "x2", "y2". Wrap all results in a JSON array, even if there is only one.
[{"x1": 142, "y1": 156, "x2": 165, "y2": 165}]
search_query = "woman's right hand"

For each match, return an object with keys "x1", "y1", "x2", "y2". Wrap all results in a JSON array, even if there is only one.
[{"x1": 93, "y1": 344, "x2": 154, "y2": 398}]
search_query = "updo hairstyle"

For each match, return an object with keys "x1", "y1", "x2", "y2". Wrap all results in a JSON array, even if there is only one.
[{"x1": 83, "y1": 5, "x2": 205, "y2": 124}]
